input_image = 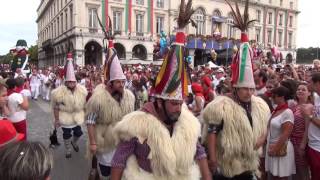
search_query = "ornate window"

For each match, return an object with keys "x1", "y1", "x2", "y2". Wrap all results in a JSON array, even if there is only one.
[
  {"x1": 278, "y1": 31, "x2": 283, "y2": 47},
  {"x1": 156, "y1": 0, "x2": 164, "y2": 8},
  {"x1": 113, "y1": 11, "x2": 122, "y2": 32},
  {"x1": 88, "y1": 8, "x2": 97, "y2": 29},
  {"x1": 256, "y1": 10, "x2": 261, "y2": 23},
  {"x1": 194, "y1": 8, "x2": 205, "y2": 35},
  {"x1": 267, "y1": 29, "x2": 272, "y2": 44},
  {"x1": 256, "y1": 28, "x2": 261, "y2": 42},
  {"x1": 136, "y1": 0, "x2": 144, "y2": 5},
  {"x1": 227, "y1": 13, "x2": 235, "y2": 38},
  {"x1": 136, "y1": 14, "x2": 144, "y2": 36},
  {"x1": 156, "y1": 16, "x2": 164, "y2": 34},
  {"x1": 279, "y1": 14, "x2": 283, "y2": 26},
  {"x1": 268, "y1": 12, "x2": 272, "y2": 24}
]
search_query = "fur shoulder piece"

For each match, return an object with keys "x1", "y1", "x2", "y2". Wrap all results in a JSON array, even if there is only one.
[
  {"x1": 86, "y1": 84, "x2": 135, "y2": 124},
  {"x1": 202, "y1": 95, "x2": 234, "y2": 125},
  {"x1": 51, "y1": 85, "x2": 88, "y2": 102},
  {"x1": 202, "y1": 95, "x2": 270, "y2": 177},
  {"x1": 114, "y1": 104, "x2": 200, "y2": 144},
  {"x1": 76, "y1": 84, "x2": 88, "y2": 96},
  {"x1": 251, "y1": 95, "x2": 270, "y2": 121},
  {"x1": 113, "y1": 104, "x2": 201, "y2": 177}
]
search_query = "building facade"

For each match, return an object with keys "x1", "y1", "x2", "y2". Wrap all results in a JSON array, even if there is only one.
[{"x1": 37, "y1": 0, "x2": 299, "y2": 67}]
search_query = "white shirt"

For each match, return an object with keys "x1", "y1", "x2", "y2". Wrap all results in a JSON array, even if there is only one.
[
  {"x1": 21, "y1": 89, "x2": 31, "y2": 97},
  {"x1": 29, "y1": 74, "x2": 41, "y2": 85},
  {"x1": 212, "y1": 76, "x2": 225, "y2": 89},
  {"x1": 309, "y1": 93, "x2": 320, "y2": 152},
  {"x1": 256, "y1": 86, "x2": 267, "y2": 96},
  {"x1": 97, "y1": 149, "x2": 116, "y2": 166},
  {"x1": 80, "y1": 79, "x2": 86, "y2": 86},
  {"x1": 8, "y1": 93, "x2": 26, "y2": 122}
]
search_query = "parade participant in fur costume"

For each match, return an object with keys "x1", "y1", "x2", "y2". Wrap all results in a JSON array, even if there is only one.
[
  {"x1": 51, "y1": 53, "x2": 88, "y2": 158},
  {"x1": 202, "y1": 0, "x2": 270, "y2": 179},
  {"x1": 86, "y1": 16, "x2": 135, "y2": 179},
  {"x1": 110, "y1": 1, "x2": 211, "y2": 180}
]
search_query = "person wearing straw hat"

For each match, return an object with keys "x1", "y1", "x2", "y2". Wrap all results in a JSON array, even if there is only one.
[
  {"x1": 202, "y1": 0, "x2": 270, "y2": 179},
  {"x1": 110, "y1": 1, "x2": 211, "y2": 180},
  {"x1": 85, "y1": 19, "x2": 135, "y2": 179},
  {"x1": 51, "y1": 53, "x2": 88, "y2": 159}
]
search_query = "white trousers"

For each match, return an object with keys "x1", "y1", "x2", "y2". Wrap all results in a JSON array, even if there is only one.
[
  {"x1": 30, "y1": 84, "x2": 40, "y2": 99},
  {"x1": 42, "y1": 85, "x2": 50, "y2": 100}
]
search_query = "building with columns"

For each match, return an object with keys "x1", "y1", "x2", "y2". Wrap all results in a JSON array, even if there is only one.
[{"x1": 37, "y1": 0, "x2": 299, "y2": 67}]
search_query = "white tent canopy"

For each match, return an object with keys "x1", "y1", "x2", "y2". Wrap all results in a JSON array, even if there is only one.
[{"x1": 208, "y1": 61, "x2": 218, "y2": 68}]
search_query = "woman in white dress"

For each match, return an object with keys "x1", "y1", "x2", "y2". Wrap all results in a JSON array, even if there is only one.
[{"x1": 265, "y1": 86, "x2": 296, "y2": 180}]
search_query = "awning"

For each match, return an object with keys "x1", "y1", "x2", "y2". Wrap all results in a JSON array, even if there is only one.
[
  {"x1": 186, "y1": 39, "x2": 205, "y2": 49},
  {"x1": 169, "y1": 36, "x2": 240, "y2": 51}
]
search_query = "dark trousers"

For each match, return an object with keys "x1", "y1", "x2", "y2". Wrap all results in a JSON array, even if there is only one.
[
  {"x1": 61, "y1": 126, "x2": 83, "y2": 140},
  {"x1": 213, "y1": 171, "x2": 255, "y2": 180},
  {"x1": 99, "y1": 164, "x2": 111, "y2": 177}
]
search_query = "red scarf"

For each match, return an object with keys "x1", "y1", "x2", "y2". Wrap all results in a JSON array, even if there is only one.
[
  {"x1": 15, "y1": 86, "x2": 24, "y2": 93},
  {"x1": 203, "y1": 88, "x2": 214, "y2": 101},
  {"x1": 191, "y1": 83, "x2": 204, "y2": 99},
  {"x1": 264, "y1": 91, "x2": 272, "y2": 98},
  {"x1": 7, "y1": 89, "x2": 15, "y2": 96},
  {"x1": 272, "y1": 103, "x2": 289, "y2": 116}
]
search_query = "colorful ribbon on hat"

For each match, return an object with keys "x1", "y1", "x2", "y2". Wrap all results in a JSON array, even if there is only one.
[
  {"x1": 239, "y1": 43, "x2": 249, "y2": 82},
  {"x1": 155, "y1": 41, "x2": 189, "y2": 98}
]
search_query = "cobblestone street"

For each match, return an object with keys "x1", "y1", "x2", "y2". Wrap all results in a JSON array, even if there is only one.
[{"x1": 27, "y1": 99, "x2": 90, "y2": 180}]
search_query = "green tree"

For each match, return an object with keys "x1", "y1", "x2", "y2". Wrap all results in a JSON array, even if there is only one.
[
  {"x1": 28, "y1": 45, "x2": 38, "y2": 65},
  {"x1": 0, "y1": 53, "x2": 14, "y2": 64},
  {"x1": 297, "y1": 47, "x2": 320, "y2": 64}
]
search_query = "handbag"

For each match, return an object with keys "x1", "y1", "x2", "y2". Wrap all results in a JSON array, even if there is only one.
[
  {"x1": 49, "y1": 128, "x2": 60, "y2": 148},
  {"x1": 88, "y1": 155, "x2": 100, "y2": 180},
  {"x1": 273, "y1": 141, "x2": 288, "y2": 157}
]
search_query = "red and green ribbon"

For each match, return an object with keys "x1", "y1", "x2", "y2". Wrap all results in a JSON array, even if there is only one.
[
  {"x1": 239, "y1": 43, "x2": 249, "y2": 82},
  {"x1": 101, "y1": 0, "x2": 109, "y2": 31},
  {"x1": 125, "y1": 0, "x2": 132, "y2": 33}
]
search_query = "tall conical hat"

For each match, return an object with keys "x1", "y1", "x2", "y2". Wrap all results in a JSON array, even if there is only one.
[
  {"x1": 154, "y1": 0, "x2": 196, "y2": 100},
  {"x1": 225, "y1": 0, "x2": 255, "y2": 88},
  {"x1": 64, "y1": 53, "x2": 76, "y2": 82},
  {"x1": 100, "y1": 16, "x2": 125, "y2": 82}
]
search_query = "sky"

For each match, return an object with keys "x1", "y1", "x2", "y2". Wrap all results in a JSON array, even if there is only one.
[{"x1": 0, "y1": 0, "x2": 319, "y2": 55}]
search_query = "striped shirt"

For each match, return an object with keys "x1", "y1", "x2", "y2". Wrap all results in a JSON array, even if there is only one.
[{"x1": 86, "y1": 112, "x2": 98, "y2": 125}]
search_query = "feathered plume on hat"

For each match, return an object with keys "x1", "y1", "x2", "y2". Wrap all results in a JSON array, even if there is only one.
[
  {"x1": 97, "y1": 14, "x2": 125, "y2": 82},
  {"x1": 225, "y1": 0, "x2": 256, "y2": 88},
  {"x1": 154, "y1": 0, "x2": 196, "y2": 100}
]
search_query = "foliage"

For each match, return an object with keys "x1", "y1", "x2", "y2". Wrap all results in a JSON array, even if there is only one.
[
  {"x1": 0, "y1": 53, "x2": 14, "y2": 64},
  {"x1": 297, "y1": 47, "x2": 320, "y2": 64},
  {"x1": 28, "y1": 45, "x2": 38, "y2": 64}
]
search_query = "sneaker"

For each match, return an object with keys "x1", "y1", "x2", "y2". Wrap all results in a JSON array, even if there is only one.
[
  {"x1": 71, "y1": 141, "x2": 79, "y2": 152},
  {"x1": 65, "y1": 152, "x2": 72, "y2": 158}
]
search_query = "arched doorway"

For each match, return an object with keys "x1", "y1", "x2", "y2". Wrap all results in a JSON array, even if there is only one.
[
  {"x1": 85, "y1": 41, "x2": 102, "y2": 65},
  {"x1": 114, "y1": 43, "x2": 126, "y2": 59},
  {"x1": 132, "y1": 44, "x2": 147, "y2": 60},
  {"x1": 194, "y1": 49, "x2": 207, "y2": 66}
]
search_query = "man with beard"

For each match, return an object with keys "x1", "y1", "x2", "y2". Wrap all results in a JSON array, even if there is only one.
[
  {"x1": 110, "y1": 1, "x2": 211, "y2": 179},
  {"x1": 51, "y1": 53, "x2": 88, "y2": 158},
  {"x1": 202, "y1": 1, "x2": 270, "y2": 179},
  {"x1": 86, "y1": 37, "x2": 135, "y2": 179}
]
